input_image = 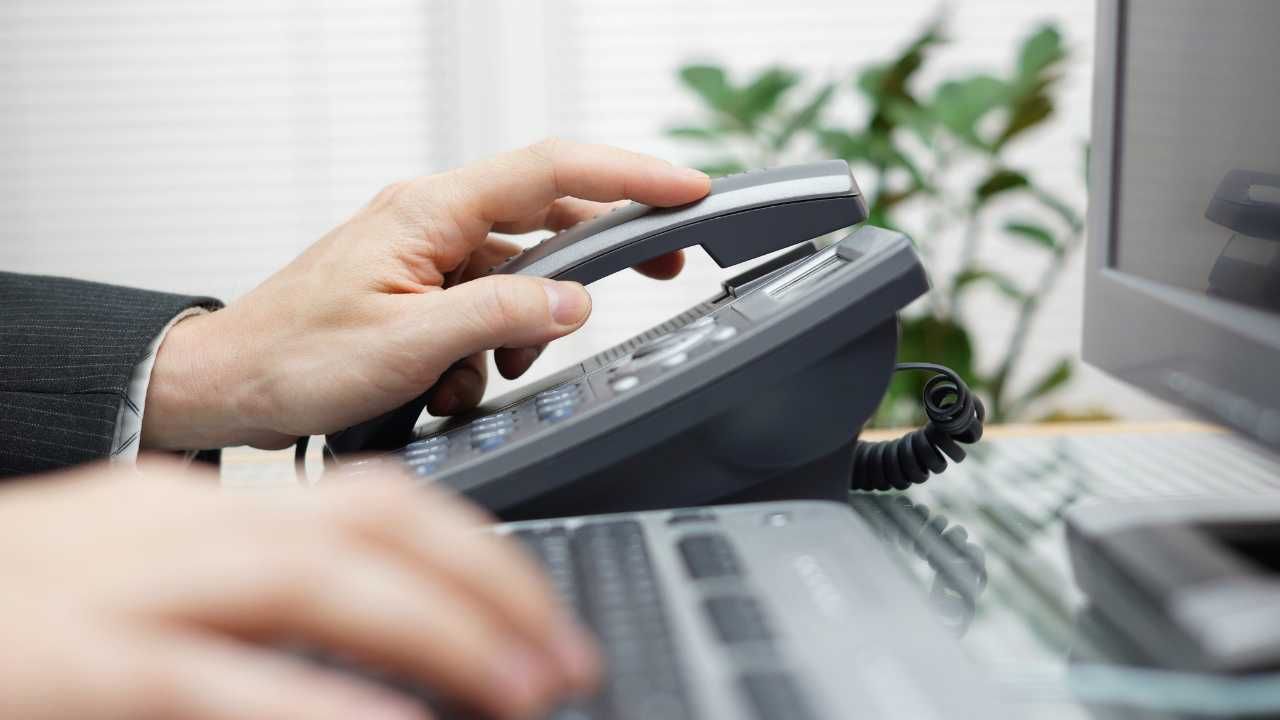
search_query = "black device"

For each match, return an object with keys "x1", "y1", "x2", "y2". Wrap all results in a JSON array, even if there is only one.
[{"x1": 325, "y1": 160, "x2": 982, "y2": 520}]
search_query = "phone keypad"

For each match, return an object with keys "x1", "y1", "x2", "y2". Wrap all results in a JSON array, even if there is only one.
[{"x1": 393, "y1": 308, "x2": 747, "y2": 475}]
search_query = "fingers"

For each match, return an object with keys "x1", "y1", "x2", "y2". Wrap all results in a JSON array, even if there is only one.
[
  {"x1": 457, "y1": 237, "x2": 523, "y2": 284},
  {"x1": 409, "y1": 275, "x2": 591, "y2": 362},
  {"x1": 490, "y1": 197, "x2": 618, "y2": 235},
  {"x1": 495, "y1": 345, "x2": 544, "y2": 380},
  {"x1": 329, "y1": 481, "x2": 600, "y2": 691},
  {"x1": 426, "y1": 355, "x2": 487, "y2": 416},
  {"x1": 177, "y1": 523, "x2": 558, "y2": 719},
  {"x1": 632, "y1": 251, "x2": 686, "y2": 280},
  {"x1": 116, "y1": 634, "x2": 433, "y2": 720},
  {"x1": 448, "y1": 138, "x2": 710, "y2": 227}
]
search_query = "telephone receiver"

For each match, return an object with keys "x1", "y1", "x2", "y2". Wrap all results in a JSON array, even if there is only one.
[
  {"x1": 326, "y1": 160, "x2": 867, "y2": 454},
  {"x1": 1205, "y1": 169, "x2": 1280, "y2": 309}
]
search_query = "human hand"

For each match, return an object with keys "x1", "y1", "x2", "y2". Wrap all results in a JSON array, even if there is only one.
[
  {"x1": 142, "y1": 139, "x2": 710, "y2": 450},
  {"x1": 0, "y1": 460, "x2": 598, "y2": 720}
]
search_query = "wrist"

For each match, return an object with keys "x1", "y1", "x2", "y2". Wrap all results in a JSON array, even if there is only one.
[{"x1": 140, "y1": 312, "x2": 251, "y2": 450}]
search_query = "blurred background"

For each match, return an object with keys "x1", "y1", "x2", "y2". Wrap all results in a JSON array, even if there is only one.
[{"x1": 0, "y1": 0, "x2": 1180, "y2": 426}]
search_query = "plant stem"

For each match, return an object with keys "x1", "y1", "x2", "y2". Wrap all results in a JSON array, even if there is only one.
[{"x1": 989, "y1": 214, "x2": 1086, "y2": 419}]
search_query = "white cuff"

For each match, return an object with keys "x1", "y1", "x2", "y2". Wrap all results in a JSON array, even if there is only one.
[{"x1": 111, "y1": 308, "x2": 208, "y2": 464}]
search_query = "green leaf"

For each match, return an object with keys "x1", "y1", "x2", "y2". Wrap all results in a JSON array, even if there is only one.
[
  {"x1": 696, "y1": 160, "x2": 748, "y2": 177},
  {"x1": 931, "y1": 75, "x2": 1009, "y2": 149},
  {"x1": 899, "y1": 315, "x2": 977, "y2": 385},
  {"x1": 974, "y1": 168, "x2": 1029, "y2": 204},
  {"x1": 1004, "y1": 220, "x2": 1059, "y2": 252},
  {"x1": 1017, "y1": 25, "x2": 1066, "y2": 83},
  {"x1": 773, "y1": 82, "x2": 835, "y2": 150},
  {"x1": 953, "y1": 268, "x2": 1026, "y2": 301},
  {"x1": 678, "y1": 65, "x2": 734, "y2": 113},
  {"x1": 816, "y1": 129, "x2": 870, "y2": 161},
  {"x1": 858, "y1": 18, "x2": 946, "y2": 104},
  {"x1": 885, "y1": 100, "x2": 938, "y2": 143},
  {"x1": 732, "y1": 66, "x2": 799, "y2": 128},
  {"x1": 665, "y1": 126, "x2": 723, "y2": 142},
  {"x1": 1020, "y1": 357, "x2": 1074, "y2": 405},
  {"x1": 994, "y1": 92, "x2": 1054, "y2": 149}
]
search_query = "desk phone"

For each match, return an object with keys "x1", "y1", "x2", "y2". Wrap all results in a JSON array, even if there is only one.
[{"x1": 327, "y1": 161, "x2": 982, "y2": 520}]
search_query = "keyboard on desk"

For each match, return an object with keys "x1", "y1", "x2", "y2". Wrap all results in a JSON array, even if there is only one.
[{"x1": 472, "y1": 501, "x2": 1001, "y2": 720}]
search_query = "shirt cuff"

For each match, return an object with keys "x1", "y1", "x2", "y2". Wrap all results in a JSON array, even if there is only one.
[{"x1": 111, "y1": 308, "x2": 209, "y2": 464}]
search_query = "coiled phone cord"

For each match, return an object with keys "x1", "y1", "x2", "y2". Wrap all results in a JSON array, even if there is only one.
[{"x1": 851, "y1": 362, "x2": 986, "y2": 491}]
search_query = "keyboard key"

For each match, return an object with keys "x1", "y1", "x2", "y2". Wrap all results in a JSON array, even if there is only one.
[
  {"x1": 678, "y1": 533, "x2": 743, "y2": 579},
  {"x1": 705, "y1": 596, "x2": 773, "y2": 644},
  {"x1": 739, "y1": 672, "x2": 816, "y2": 720}
]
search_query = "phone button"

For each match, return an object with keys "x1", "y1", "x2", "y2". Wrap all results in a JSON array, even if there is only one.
[
  {"x1": 610, "y1": 375, "x2": 640, "y2": 392},
  {"x1": 686, "y1": 316, "x2": 716, "y2": 329},
  {"x1": 710, "y1": 325, "x2": 738, "y2": 342},
  {"x1": 629, "y1": 328, "x2": 709, "y2": 367},
  {"x1": 538, "y1": 405, "x2": 575, "y2": 422},
  {"x1": 660, "y1": 352, "x2": 688, "y2": 368},
  {"x1": 471, "y1": 433, "x2": 509, "y2": 451}
]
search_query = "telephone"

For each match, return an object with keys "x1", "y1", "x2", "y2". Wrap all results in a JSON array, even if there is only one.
[{"x1": 326, "y1": 160, "x2": 983, "y2": 520}]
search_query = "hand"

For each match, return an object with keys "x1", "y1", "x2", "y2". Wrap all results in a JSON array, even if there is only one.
[
  {"x1": 0, "y1": 460, "x2": 599, "y2": 720},
  {"x1": 142, "y1": 139, "x2": 710, "y2": 450}
]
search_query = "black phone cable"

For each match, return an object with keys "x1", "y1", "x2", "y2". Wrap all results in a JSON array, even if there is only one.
[{"x1": 851, "y1": 362, "x2": 985, "y2": 491}]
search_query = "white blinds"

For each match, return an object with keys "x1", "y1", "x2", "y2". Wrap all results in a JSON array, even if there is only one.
[{"x1": 0, "y1": 0, "x2": 454, "y2": 300}]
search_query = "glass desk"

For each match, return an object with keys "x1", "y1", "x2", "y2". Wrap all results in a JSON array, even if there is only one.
[{"x1": 850, "y1": 426, "x2": 1280, "y2": 719}]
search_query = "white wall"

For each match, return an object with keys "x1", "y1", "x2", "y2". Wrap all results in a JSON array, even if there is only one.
[{"x1": 0, "y1": 0, "x2": 1178, "y2": 421}]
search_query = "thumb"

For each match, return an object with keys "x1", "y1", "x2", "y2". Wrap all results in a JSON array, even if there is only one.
[{"x1": 417, "y1": 275, "x2": 592, "y2": 359}]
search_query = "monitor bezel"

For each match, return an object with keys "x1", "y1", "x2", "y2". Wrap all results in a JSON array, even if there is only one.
[{"x1": 1084, "y1": 0, "x2": 1280, "y2": 450}]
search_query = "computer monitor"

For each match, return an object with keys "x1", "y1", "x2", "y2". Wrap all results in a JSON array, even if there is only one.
[{"x1": 1084, "y1": 0, "x2": 1280, "y2": 450}]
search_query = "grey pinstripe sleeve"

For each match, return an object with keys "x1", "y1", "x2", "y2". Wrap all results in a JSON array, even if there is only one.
[{"x1": 0, "y1": 271, "x2": 222, "y2": 478}]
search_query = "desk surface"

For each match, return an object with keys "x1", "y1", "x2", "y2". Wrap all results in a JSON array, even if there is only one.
[{"x1": 221, "y1": 422, "x2": 1280, "y2": 718}]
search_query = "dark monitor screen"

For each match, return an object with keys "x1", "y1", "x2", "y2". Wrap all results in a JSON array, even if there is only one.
[{"x1": 1085, "y1": 0, "x2": 1280, "y2": 448}]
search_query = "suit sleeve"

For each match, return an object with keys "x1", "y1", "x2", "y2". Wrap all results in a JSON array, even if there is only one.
[{"x1": 0, "y1": 271, "x2": 222, "y2": 478}]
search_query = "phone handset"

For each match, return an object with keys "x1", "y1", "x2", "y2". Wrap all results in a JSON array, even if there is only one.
[
  {"x1": 325, "y1": 160, "x2": 868, "y2": 455},
  {"x1": 491, "y1": 159, "x2": 866, "y2": 283}
]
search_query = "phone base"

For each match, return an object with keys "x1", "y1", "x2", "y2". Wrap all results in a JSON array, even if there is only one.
[
  {"x1": 714, "y1": 443, "x2": 856, "y2": 506},
  {"x1": 488, "y1": 317, "x2": 899, "y2": 521}
]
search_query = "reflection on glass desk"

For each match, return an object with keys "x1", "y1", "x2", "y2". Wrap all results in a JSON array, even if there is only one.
[{"x1": 849, "y1": 427, "x2": 1280, "y2": 720}]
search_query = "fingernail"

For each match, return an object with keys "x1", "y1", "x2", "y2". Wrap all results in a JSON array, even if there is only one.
[
  {"x1": 542, "y1": 281, "x2": 590, "y2": 326},
  {"x1": 678, "y1": 166, "x2": 710, "y2": 181},
  {"x1": 492, "y1": 644, "x2": 550, "y2": 715},
  {"x1": 551, "y1": 618, "x2": 602, "y2": 691}
]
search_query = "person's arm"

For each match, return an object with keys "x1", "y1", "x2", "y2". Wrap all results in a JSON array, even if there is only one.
[
  {"x1": 0, "y1": 271, "x2": 220, "y2": 477},
  {"x1": 141, "y1": 139, "x2": 709, "y2": 451}
]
